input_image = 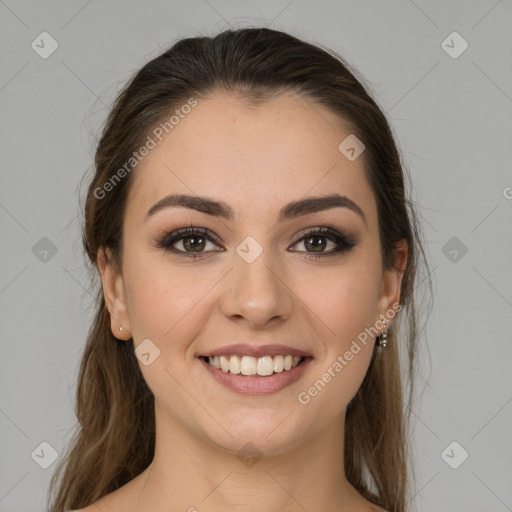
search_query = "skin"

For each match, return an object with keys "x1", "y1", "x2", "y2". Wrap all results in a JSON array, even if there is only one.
[{"x1": 89, "y1": 91, "x2": 406, "y2": 512}]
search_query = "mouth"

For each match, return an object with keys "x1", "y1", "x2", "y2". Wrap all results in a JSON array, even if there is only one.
[
  {"x1": 199, "y1": 354, "x2": 311, "y2": 377},
  {"x1": 198, "y1": 354, "x2": 314, "y2": 395}
]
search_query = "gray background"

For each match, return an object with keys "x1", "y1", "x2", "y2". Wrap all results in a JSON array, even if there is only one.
[{"x1": 1, "y1": 1, "x2": 511, "y2": 511}]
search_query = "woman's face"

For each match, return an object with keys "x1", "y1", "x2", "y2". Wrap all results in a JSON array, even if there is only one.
[{"x1": 100, "y1": 91, "x2": 405, "y2": 455}]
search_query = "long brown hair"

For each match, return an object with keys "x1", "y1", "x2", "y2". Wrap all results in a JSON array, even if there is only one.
[{"x1": 48, "y1": 27, "x2": 432, "y2": 512}]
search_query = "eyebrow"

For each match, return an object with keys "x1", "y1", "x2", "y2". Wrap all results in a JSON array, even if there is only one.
[{"x1": 145, "y1": 193, "x2": 367, "y2": 227}]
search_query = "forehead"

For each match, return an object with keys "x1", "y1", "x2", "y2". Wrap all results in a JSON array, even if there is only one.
[{"x1": 126, "y1": 92, "x2": 376, "y2": 225}]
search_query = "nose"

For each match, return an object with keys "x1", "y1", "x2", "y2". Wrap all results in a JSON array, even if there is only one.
[{"x1": 220, "y1": 247, "x2": 293, "y2": 329}]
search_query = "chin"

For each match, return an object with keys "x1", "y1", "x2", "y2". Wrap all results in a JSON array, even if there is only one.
[{"x1": 200, "y1": 409, "x2": 308, "y2": 458}]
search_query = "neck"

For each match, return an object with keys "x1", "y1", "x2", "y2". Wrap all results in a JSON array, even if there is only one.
[{"x1": 129, "y1": 401, "x2": 372, "y2": 512}]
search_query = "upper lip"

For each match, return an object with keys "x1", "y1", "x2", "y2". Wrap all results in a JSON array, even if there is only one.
[{"x1": 198, "y1": 344, "x2": 312, "y2": 359}]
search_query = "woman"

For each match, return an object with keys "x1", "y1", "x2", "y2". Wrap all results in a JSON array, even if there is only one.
[{"x1": 49, "y1": 26, "x2": 431, "y2": 512}]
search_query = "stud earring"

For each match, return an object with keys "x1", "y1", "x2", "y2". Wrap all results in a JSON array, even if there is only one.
[
  {"x1": 119, "y1": 326, "x2": 123, "y2": 332},
  {"x1": 378, "y1": 319, "x2": 387, "y2": 347}
]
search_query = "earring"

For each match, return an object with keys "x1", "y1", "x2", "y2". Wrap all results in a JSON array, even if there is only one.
[
  {"x1": 113, "y1": 304, "x2": 123, "y2": 333},
  {"x1": 378, "y1": 319, "x2": 387, "y2": 347}
]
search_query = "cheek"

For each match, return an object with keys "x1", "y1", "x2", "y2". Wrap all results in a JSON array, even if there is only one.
[
  {"x1": 296, "y1": 270, "x2": 379, "y2": 419},
  {"x1": 292, "y1": 259, "x2": 382, "y2": 345},
  {"x1": 125, "y1": 245, "x2": 382, "y2": 352},
  {"x1": 291, "y1": 259, "x2": 380, "y2": 407},
  {"x1": 122, "y1": 252, "x2": 218, "y2": 406},
  {"x1": 123, "y1": 249, "x2": 220, "y2": 344}
]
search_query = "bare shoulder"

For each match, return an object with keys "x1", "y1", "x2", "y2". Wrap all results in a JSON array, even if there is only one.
[
  {"x1": 65, "y1": 469, "x2": 149, "y2": 512},
  {"x1": 65, "y1": 494, "x2": 125, "y2": 512},
  {"x1": 369, "y1": 504, "x2": 389, "y2": 512},
  {"x1": 64, "y1": 490, "x2": 128, "y2": 512},
  {"x1": 66, "y1": 500, "x2": 113, "y2": 512},
  {"x1": 67, "y1": 504, "x2": 108, "y2": 512}
]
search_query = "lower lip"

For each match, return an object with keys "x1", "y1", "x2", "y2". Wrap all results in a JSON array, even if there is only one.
[{"x1": 199, "y1": 357, "x2": 313, "y2": 396}]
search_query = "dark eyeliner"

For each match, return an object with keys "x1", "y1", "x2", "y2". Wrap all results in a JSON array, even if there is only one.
[
  {"x1": 290, "y1": 226, "x2": 358, "y2": 259},
  {"x1": 154, "y1": 226, "x2": 223, "y2": 258},
  {"x1": 153, "y1": 224, "x2": 357, "y2": 259}
]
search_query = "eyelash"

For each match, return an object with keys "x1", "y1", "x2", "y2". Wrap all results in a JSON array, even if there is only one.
[{"x1": 154, "y1": 224, "x2": 357, "y2": 261}]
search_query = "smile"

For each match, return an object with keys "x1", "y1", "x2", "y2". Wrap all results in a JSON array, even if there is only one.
[
  {"x1": 205, "y1": 354, "x2": 303, "y2": 376},
  {"x1": 199, "y1": 355, "x2": 313, "y2": 395}
]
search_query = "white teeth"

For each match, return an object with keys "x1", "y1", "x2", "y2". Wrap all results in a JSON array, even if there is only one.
[
  {"x1": 273, "y1": 355, "x2": 284, "y2": 372},
  {"x1": 220, "y1": 356, "x2": 230, "y2": 372},
  {"x1": 207, "y1": 354, "x2": 304, "y2": 376},
  {"x1": 241, "y1": 355, "x2": 257, "y2": 376},
  {"x1": 229, "y1": 355, "x2": 241, "y2": 374},
  {"x1": 257, "y1": 356, "x2": 274, "y2": 376}
]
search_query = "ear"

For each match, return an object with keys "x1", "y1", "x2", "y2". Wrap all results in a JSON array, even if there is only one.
[
  {"x1": 376, "y1": 239, "x2": 408, "y2": 327},
  {"x1": 97, "y1": 246, "x2": 132, "y2": 340}
]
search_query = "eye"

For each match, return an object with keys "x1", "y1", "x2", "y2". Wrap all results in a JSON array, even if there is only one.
[
  {"x1": 154, "y1": 225, "x2": 357, "y2": 260},
  {"x1": 154, "y1": 226, "x2": 223, "y2": 259},
  {"x1": 289, "y1": 226, "x2": 357, "y2": 259}
]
